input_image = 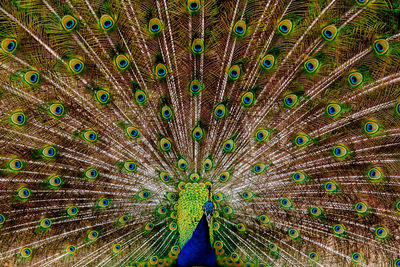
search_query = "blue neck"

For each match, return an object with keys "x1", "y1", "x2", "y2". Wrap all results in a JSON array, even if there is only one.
[{"x1": 177, "y1": 214, "x2": 216, "y2": 267}]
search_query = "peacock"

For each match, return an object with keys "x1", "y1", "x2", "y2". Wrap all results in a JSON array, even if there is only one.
[{"x1": 1, "y1": 0, "x2": 400, "y2": 266}]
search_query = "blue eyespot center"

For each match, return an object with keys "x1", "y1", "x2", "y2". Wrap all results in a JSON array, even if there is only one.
[
  {"x1": 306, "y1": 62, "x2": 314, "y2": 71},
  {"x1": 194, "y1": 131, "x2": 201, "y2": 137},
  {"x1": 221, "y1": 175, "x2": 226, "y2": 180},
  {"x1": 375, "y1": 42, "x2": 384, "y2": 52},
  {"x1": 15, "y1": 160, "x2": 21, "y2": 168},
  {"x1": 130, "y1": 129, "x2": 138, "y2": 137},
  {"x1": 55, "y1": 106, "x2": 62, "y2": 114},
  {"x1": 137, "y1": 94, "x2": 145, "y2": 101},
  {"x1": 23, "y1": 189, "x2": 29, "y2": 196},
  {"x1": 151, "y1": 24, "x2": 160, "y2": 32},
  {"x1": 163, "y1": 143, "x2": 169, "y2": 148},
  {"x1": 119, "y1": 59, "x2": 127, "y2": 67},
  {"x1": 25, "y1": 249, "x2": 30, "y2": 255},
  {"x1": 194, "y1": 44, "x2": 202, "y2": 51},
  {"x1": 324, "y1": 29, "x2": 333, "y2": 38},
  {"x1": 296, "y1": 137, "x2": 304, "y2": 144},
  {"x1": 66, "y1": 20, "x2": 74, "y2": 28},
  {"x1": 103, "y1": 199, "x2": 108, "y2": 205},
  {"x1": 328, "y1": 106, "x2": 336, "y2": 114},
  {"x1": 30, "y1": 74, "x2": 38, "y2": 83},
  {"x1": 312, "y1": 208, "x2": 318, "y2": 214},
  {"x1": 235, "y1": 26, "x2": 244, "y2": 34},
  {"x1": 205, "y1": 163, "x2": 210, "y2": 168},
  {"x1": 190, "y1": 2, "x2": 199, "y2": 10},
  {"x1": 192, "y1": 84, "x2": 199, "y2": 91},
  {"x1": 263, "y1": 59, "x2": 272, "y2": 67},
  {"x1": 104, "y1": 20, "x2": 112, "y2": 28},
  {"x1": 69, "y1": 246, "x2": 75, "y2": 251},
  {"x1": 285, "y1": 97, "x2": 293, "y2": 105},
  {"x1": 54, "y1": 178, "x2": 60, "y2": 184},
  {"x1": 7, "y1": 41, "x2": 15, "y2": 51},
  {"x1": 163, "y1": 175, "x2": 169, "y2": 181},
  {"x1": 74, "y1": 63, "x2": 82, "y2": 71},
  {"x1": 326, "y1": 183, "x2": 332, "y2": 189},
  {"x1": 282, "y1": 200, "x2": 287, "y2": 205},
  {"x1": 48, "y1": 148, "x2": 54, "y2": 155},
  {"x1": 163, "y1": 110, "x2": 170, "y2": 116},
  {"x1": 357, "y1": 204, "x2": 363, "y2": 210},
  {"x1": 17, "y1": 114, "x2": 24, "y2": 123},
  {"x1": 180, "y1": 163, "x2": 186, "y2": 169},
  {"x1": 365, "y1": 123, "x2": 373, "y2": 132},
  {"x1": 243, "y1": 96, "x2": 251, "y2": 104},
  {"x1": 230, "y1": 70, "x2": 238, "y2": 77},
  {"x1": 335, "y1": 148, "x2": 341, "y2": 155},
  {"x1": 257, "y1": 132, "x2": 264, "y2": 139},
  {"x1": 158, "y1": 68, "x2": 166, "y2": 76},
  {"x1": 224, "y1": 143, "x2": 231, "y2": 149},
  {"x1": 280, "y1": 25, "x2": 288, "y2": 32},
  {"x1": 100, "y1": 93, "x2": 108, "y2": 101},
  {"x1": 216, "y1": 108, "x2": 223, "y2": 116},
  {"x1": 350, "y1": 75, "x2": 357, "y2": 84},
  {"x1": 90, "y1": 170, "x2": 97, "y2": 177}
]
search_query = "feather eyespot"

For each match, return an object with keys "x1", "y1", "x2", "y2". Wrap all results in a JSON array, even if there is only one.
[
  {"x1": 149, "y1": 18, "x2": 162, "y2": 34},
  {"x1": 189, "y1": 172, "x2": 200, "y2": 182},
  {"x1": 21, "y1": 247, "x2": 32, "y2": 258},
  {"x1": 214, "y1": 103, "x2": 227, "y2": 119},
  {"x1": 259, "y1": 214, "x2": 270, "y2": 225},
  {"x1": 87, "y1": 230, "x2": 99, "y2": 241},
  {"x1": 66, "y1": 206, "x2": 79, "y2": 217},
  {"x1": 222, "y1": 138, "x2": 235, "y2": 152},
  {"x1": 363, "y1": 121, "x2": 380, "y2": 136},
  {"x1": 332, "y1": 144, "x2": 349, "y2": 159},
  {"x1": 228, "y1": 65, "x2": 241, "y2": 81},
  {"x1": 241, "y1": 91, "x2": 254, "y2": 107},
  {"x1": 123, "y1": 161, "x2": 137, "y2": 172},
  {"x1": 355, "y1": 201, "x2": 368, "y2": 214},
  {"x1": 112, "y1": 244, "x2": 121, "y2": 253},
  {"x1": 24, "y1": 70, "x2": 39, "y2": 85},
  {"x1": 66, "y1": 245, "x2": 76, "y2": 254},
  {"x1": 240, "y1": 190, "x2": 254, "y2": 200},
  {"x1": 97, "y1": 197, "x2": 111, "y2": 208},
  {"x1": 374, "y1": 226, "x2": 389, "y2": 240},
  {"x1": 169, "y1": 222, "x2": 177, "y2": 231},
  {"x1": 48, "y1": 175, "x2": 62, "y2": 188},
  {"x1": 203, "y1": 157, "x2": 213, "y2": 171},
  {"x1": 100, "y1": 15, "x2": 115, "y2": 31},
  {"x1": 82, "y1": 130, "x2": 98, "y2": 143},
  {"x1": 292, "y1": 171, "x2": 307, "y2": 183},
  {"x1": 236, "y1": 223, "x2": 246, "y2": 232},
  {"x1": 189, "y1": 80, "x2": 203, "y2": 95},
  {"x1": 325, "y1": 103, "x2": 343, "y2": 118},
  {"x1": 1, "y1": 38, "x2": 17, "y2": 53},
  {"x1": 394, "y1": 258, "x2": 400, "y2": 266},
  {"x1": 0, "y1": 214, "x2": 6, "y2": 225},
  {"x1": 118, "y1": 215, "x2": 129, "y2": 225},
  {"x1": 252, "y1": 163, "x2": 266, "y2": 174},
  {"x1": 309, "y1": 206, "x2": 323, "y2": 218},
  {"x1": 304, "y1": 58, "x2": 320, "y2": 73},
  {"x1": 192, "y1": 125, "x2": 205, "y2": 141},
  {"x1": 134, "y1": 90, "x2": 147, "y2": 104},
  {"x1": 321, "y1": 25, "x2": 337, "y2": 41},
  {"x1": 155, "y1": 63, "x2": 168, "y2": 78},
  {"x1": 268, "y1": 242, "x2": 278, "y2": 253},
  {"x1": 61, "y1": 15, "x2": 77, "y2": 31},
  {"x1": 333, "y1": 224, "x2": 346, "y2": 235},
  {"x1": 223, "y1": 205, "x2": 233, "y2": 215},
  {"x1": 166, "y1": 192, "x2": 177, "y2": 201},
  {"x1": 294, "y1": 134, "x2": 311, "y2": 147},
  {"x1": 159, "y1": 172, "x2": 171, "y2": 183},
  {"x1": 10, "y1": 110, "x2": 26, "y2": 126},
  {"x1": 255, "y1": 129, "x2": 271, "y2": 142},
  {"x1": 288, "y1": 228, "x2": 300, "y2": 239},
  {"x1": 41, "y1": 145, "x2": 57, "y2": 159},
  {"x1": 233, "y1": 20, "x2": 247, "y2": 37},
  {"x1": 261, "y1": 54, "x2": 275, "y2": 70},
  {"x1": 280, "y1": 198, "x2": 292, "y2": 209},
  {"x1": 324, "y1": 181, "x2": 339, "y2": 193},
  {"x1": 395, "y1": 200, "x2": 400, "y2": 213},
  {"x1": 39, "y1": 218, "x2": 52, "y2": 229},
  {"x1": 219, "y1": 171, "x2": 231, "y2": 183},
  {"x1": 144, "y1": 222, "x2": 154, "y2": 231},
  {"x1": 125, "y1": 126, "x2": 140, "y2": 139},
  {"x1": 278, "y1": 19, "x2": 293, "y2": 35},
  {"x1": 68, "y1": 58, "x2": 84, "y2": 74},
  {"x1": 84, "y1": 167, "x2": 98, "y2": 180},
  {"x1": 309, "y1": 252, "x2": 319, "y2": 262},
  {"x1": 115, "y1": 55, "x2": 130, "y2": 70},
  {"x1": 95, "y1": 89, "x2": 110, "y2": 104},
  {"x1": 187, "y1": 0, "x2": 201, "y2": 13},
  {"x1": 191, "y1": 38, "x2": 204, "y2": 54},
  {"x1": 373, "y1": 39, "x2": 389, "y2": 55},
  {"x1": 355, "y1": 0, "x2": 369, "y2": 5},
  {"x1": 8, "y1": 158, "x2": 23, "y2": 171},
  {"x1": 177, "y1": 158, "x2": 188, "y2": 171},
  {"x1": 161, "y1": 105, "x2": 173, "y2": 120},
  {"x1": 283, "y1": 94, "x2": 298, "y2": 108},
  {"x1": 17, "y1": 187, "x2": 31, "y2": 200},
  {"x1": 351, "y1": 252, "x2": 362, "y2": 263},
  {"x1": 159, "y1": 137, "x2": 172, "y2": 152},
  {"x1": 138, "y1": 190, "x2": 150, "y2": 200},
  {"x1": 348, "y1": 72, "x2": 363, "y2": 87},
  {"x1": 49, "y1": 103, "x2": 65, "y2": 117}
]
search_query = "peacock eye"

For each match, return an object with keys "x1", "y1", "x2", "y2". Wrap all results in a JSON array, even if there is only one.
[
  {"x1": 155, "y1": 63, "x2": 168, "y2": 78},
  {"x1": 304, "y1": 58, "x2": 320, "y2": 73},
  {"x1": 192, "y1": 125, "x2": 205, "y2": 141},
  {"x1": 278, "y1": 19, "x2": 293, "y2": 35},
  {"x1": 95, "y1": 89, "x2": 110, "y2": 104},
  {"x1": 149, "y1": 18, "x2": 162, "y2": 34},
  {"x1": 363, "y1": 121, "x2": 380, "y2": 136},
  {"x1": 283, "y1": 94, "x2": 298, "y2": 108},
  {"x1": 161, "y1": 105, "x2": 173, "y2": 120},
  {"x1": 241, "y1": 91, "x2": 254, "y2": 107},
  {"x1": 100, "y1": 14, "x2": 115, "y2": 30},
  {"x1": 228, "y1": 65, "x2": 241, "y2": 80},
  {"x1": 348, "y1": 71, "x2": 363, "y2": 87},
  {"x1": 261, "y1": 54, "x2": 275, "y2": 70},
  {"x1": 1, "y1": 38, "x2": 18, "y2": 53},
  {"x1": 191, "y1": 38, "x2": 204, "y2": 54},
  {"x1": 325, "y1": 103, "x2": 343, "y2": 118},
  {"x1": 373, "y1": 39, "x2": 389, "y2": 55},
  {"x1": 135, "y1": 90, "x2": 147, "y2": 104},
  {"x1": 222, "y1": 138, "x2": 235, "y2": 152},
  {"x1": 332, "y1": 144, "x2": 349, "y2": 159},
  {"x1": 61, "y1": 15, "x2": 77, "y2": 31},
  {"x1": 321, "y1": 25, "x2": 337, "y2": 41},
  {"x1": 233, "y1": 20, "x2": 247, "y2": 37},
  {"x1": 24, "y1": 70, "x2": 40, "y2": 85},
  {"x1": 115, "y1": 55, "x2": 130, "y2": 70}
]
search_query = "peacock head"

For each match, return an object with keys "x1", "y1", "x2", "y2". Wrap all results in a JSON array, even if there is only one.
[{"x1": 203, "y1": 187, "x2": 214, "y2": 226}]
